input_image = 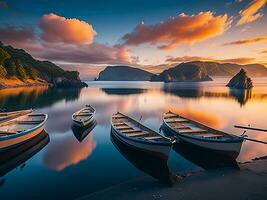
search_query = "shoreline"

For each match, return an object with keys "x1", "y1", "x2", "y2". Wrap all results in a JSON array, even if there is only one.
[
  {"x1": 78, "y1": 158, "x2": 267, "y2": 200},
  {"x1": 0, "y1": 82, "x2": 49, "y2": 90}
]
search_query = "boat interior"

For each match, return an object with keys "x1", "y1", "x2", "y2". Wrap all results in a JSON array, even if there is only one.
[
  {"x1": 112, "y1": 113, "x2": 169, "y2": 142},
  {"x1": 0, "y1": 114, "x2": 46, "y2": 136},
  {"x1": 73, "y1": 106, "x2": 94, "y2": 121},
  {"x1": 0, "y1": 110, "x2": 32, "y2": 122},
  {"x1": 164, "y1": 112, "x2": 232, "y2": 140}
]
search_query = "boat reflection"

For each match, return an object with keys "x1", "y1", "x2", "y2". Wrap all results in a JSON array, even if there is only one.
[
  {"x1": 111, "y1": 132, "x2": 176, "y2": 186},
  {"x1": 0, "y1": 131, "x2": 49, "y2": 177},
  {"x1": 71, "y1": 120, "x2": 97, "y2": 142},
  {"x1": 173, "y1": 141, "x2": 239, "y2": 170}
]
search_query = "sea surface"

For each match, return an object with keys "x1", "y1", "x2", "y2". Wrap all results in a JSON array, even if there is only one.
[{"x1": 0, "y1": 78, "x2": 267, "y2": 199}]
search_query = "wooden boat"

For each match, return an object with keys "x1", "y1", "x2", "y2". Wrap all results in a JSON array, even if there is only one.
[
  {"x1": 0, "y1": 109, "x2": 32, "y2": 123},
  {"x1": 162, "y1": 111, "x2": 243, "y2": 159},
  {"x1": 0, "y1": 131, "x2": 49, "y2": 177},
  {"x1": 0, "y1": 112, "x2": 48, "y2": 152},
  {"x1": 111, "y1": 112, "x2": 174, "y2": 159},
  {"x1": 72, "y1": 105, "x2": 95, "y2": 127}
]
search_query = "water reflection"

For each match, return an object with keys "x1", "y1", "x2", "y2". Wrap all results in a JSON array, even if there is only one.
[
  {"x1": 0, "y1": 87, "x2": 81, "y2": 110},
  {"x1": 163, "y1": 83, "x2": 267, "y2": 106},
  {"x1": 229, "y1": 89, "x2": 252, "y2": 106},
  {"x1": 101, "y1": 88, "x2": 147, "y2": 95},
  {"x1": 71, "y1": 120, "x2": 97, "y2": 142},
  {"x1": 43, "y1": 133, "x2": 96, "y2": 171},
  {"x1": 111, "y1": 132, "x2": 175, "y2": 186},
  {"x1": 0, "y1": 80, "x2": 267, "y2": 198},
  {"x1": 173, "y1": 141, "x2": 239, "y2": 170},
  {"x1": 0, "y1": 131, "x2": 49, "y2": 177}
]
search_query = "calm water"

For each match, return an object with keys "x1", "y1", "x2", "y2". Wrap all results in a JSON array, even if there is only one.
[{"x1": 1, "y1": 79, "x2": 267, "y2": 199}]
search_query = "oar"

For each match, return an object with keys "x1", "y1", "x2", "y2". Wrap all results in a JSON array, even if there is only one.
[
  {"x1": 235, "y1": 125, "x2": 267, "y2": 133},
  {"x1": 243, "y1": 137, "x2": 267, "y2": 145}
]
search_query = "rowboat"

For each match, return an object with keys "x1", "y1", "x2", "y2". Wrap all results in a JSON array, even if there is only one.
[
  {"x1": 111, "y1": 112, "x2": 174, "y2": 159},
  {"x1": 72, "y1": 105, "x2": 95, "y2": 127},
  {"x1": 162, "y1": 111, "x2": 243, "y2": 159},
  {"x1": 0, "y1": 109, "x2": 32, "y2": 123},
  {"x1": 0, "y1": 112, "x2": 48, "y2": 152},
  {"x1": 0, "y1": 131, "x2": 49, "y2": 177}
]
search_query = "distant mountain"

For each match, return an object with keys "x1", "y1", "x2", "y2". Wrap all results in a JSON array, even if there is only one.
[
  {"x1": 96, "y1": 66, "x2": 153, "y2": 81},
  {"x1": 151, "y1": 62, "x2": 213, "y2": 82},
  {"x1": 180, "y1": 61, "x2": 267, "y2": 77},
  {"x1": 151, "y1": 61, "x2": 267, "y2": 82},
  {"x1": 0, "y1": 43, "x2": 87, "y2": 89}
]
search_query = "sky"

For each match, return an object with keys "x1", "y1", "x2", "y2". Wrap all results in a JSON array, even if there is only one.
[{"x1": 0, "y1": 0, "x2": 267, "y2": 79}]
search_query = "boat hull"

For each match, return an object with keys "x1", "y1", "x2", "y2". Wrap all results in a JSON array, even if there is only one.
[
  {"x1": 0, "y1": 123, "x2": 46, "y2": 152},
  {"x1": 111, "y1": 127, "x2": 172, "y2": 160},
  {"x1": 162, "y1": 122, "x2": 242, "y2": 159}
]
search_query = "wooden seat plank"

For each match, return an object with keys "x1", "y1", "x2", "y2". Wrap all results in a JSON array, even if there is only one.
[
  {"x1": 179, "y1": 129, "x2": 207, "y2": 134},
  {"x1": 126, "y1": 132, "x2": 150, "y2": 137},
  {"x1": 144, "y1": 136, "x2": 163, "y2": 140}
]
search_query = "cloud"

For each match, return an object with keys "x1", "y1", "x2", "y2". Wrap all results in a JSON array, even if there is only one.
[
  {"x1": 165, "y1": 55, "x2": 256, "y2": 64},
  {"x1": 237, "y1": 0, "x2": 266, "y2": 26},
  {"x1": 260, "y1": 50, "x2": 267, "y2": 54},
  {"x1": 40, "y1": 13, "x2": 97, "y2": 45},
  {"x1": 223, "y1": 36, "x2": 267, "y2": 45},
  {"x1": 122, "y1": 11, "x2": 231, "y2": 50},
  {"x1": 0, "y1": 25, "x2": 36, "y2": 45},
  {"x1": 165, "y1": 56, "x2": 214, "y2": 63},
  {"x1": 0, "y1": 23, "x2": 130, "y2": 65},
  {"x1": 31, "y1": 42, "x2": 130, "y2": 65}
]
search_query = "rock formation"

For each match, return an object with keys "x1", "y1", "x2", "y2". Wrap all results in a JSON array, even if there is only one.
[{"x1": 226, "y1": 68, "x2": 253, "y2": 89}]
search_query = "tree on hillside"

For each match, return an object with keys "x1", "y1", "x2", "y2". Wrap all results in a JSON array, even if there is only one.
[
  {"x1": 0, "y1": 65, "x2": 7, "y2": 78},
  {"x1": 5, "y1": 61, "x2": 17, "y2": 77},
  {"x1": 16, "y1": 63, "x2": 27, "y2": 79},
  {"x1": 0, "y1": 48, "x2": 10, "y2": 65},
  {"x1": 28, "y1": 67, "x2": 38, "y2": 80}
]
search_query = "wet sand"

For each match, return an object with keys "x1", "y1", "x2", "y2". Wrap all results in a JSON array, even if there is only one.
[{"x1": 78, "y1": 158, "x2": 267, "y2": 200}]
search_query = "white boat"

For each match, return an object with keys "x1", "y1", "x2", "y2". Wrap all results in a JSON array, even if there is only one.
[
  {"x1": 0, "y1": 109, "x2": 32, "y2": 123},
  {"x1": 111, "y1": 112, "x2": 174, "y2": 159},
  {"x1": 72, "y1": 105, "x2": 95, "y2": 127},
  {"x1": 162, "y1": 111, "x2": 243, "y2": 159},
  {"x1": 0, "y1": 112, "x2": 48, "y2": 152}
]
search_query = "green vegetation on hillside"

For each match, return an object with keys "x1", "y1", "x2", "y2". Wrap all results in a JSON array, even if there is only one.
[{"x1": 0, "y1": 42, "x2": 81, "y2": 82}]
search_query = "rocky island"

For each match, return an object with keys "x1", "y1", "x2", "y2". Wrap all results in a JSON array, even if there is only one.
[
  {"x1": 151, "y1": 62, "x2": 213, "y2": 82},
  {"x1": 96, "y1": 66, "x2": 153, "y2": 81},
  {"x1": 226, "y1": 68, "x2": 253, "y2": 89},
  {"x1": 0, "y1": 43, "x2": 87, "y2": 89},
  {"x1": 95, "y1": 62, "x2": 267, "y2": 82}
]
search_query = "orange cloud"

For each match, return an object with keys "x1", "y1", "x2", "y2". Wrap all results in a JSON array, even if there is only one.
[
  {"x1": 43, "y1": 135, "x2": 96, "y2": 171},
  {"x1": 165, "y1": 56, "x2": 214, "y2": 63},
  {"x1": 237, "y1": 0, "x2": 266, "y2": 26},
  {"x1": 165, "y1": 56, "x2": 256, "y2": 64},
  {"x1": 122, "y1": 12, "x2": 231, "y2": 50},
  {"x1": 40, "y1": 13, "x2": 97, "y2": 45},
  {"x1": 223, "y1": 36, "x2": 267, "y2": 45}
]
